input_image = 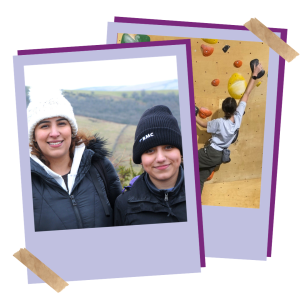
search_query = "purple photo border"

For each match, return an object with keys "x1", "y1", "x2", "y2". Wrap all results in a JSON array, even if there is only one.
[
  {"x1": 113, "y1": 16, "x2": 287, "y2": 258},
  {"x1": 17, "y1": 39, "x2": 206, "y2": 271}
]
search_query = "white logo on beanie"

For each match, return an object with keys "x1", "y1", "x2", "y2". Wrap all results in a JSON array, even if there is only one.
[{"x1": 139, "y1": 132, "x2": 154, "y2": 142}]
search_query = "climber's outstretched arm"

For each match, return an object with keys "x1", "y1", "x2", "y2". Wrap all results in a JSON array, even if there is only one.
[
  {"x1": 196, "y1": 116, "x2": 208, "y2": 128},
  {"x1": 241, "y1": 63, "x2": 263, "y2": 104}
]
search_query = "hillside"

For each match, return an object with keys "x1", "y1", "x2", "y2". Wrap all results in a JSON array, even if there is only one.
[
  {"x1": 63, "y1": 89, "x2": 181, "y2": 127},
  {"x1": 76, "y1": 115, "x2": 139, "y2": 171}
]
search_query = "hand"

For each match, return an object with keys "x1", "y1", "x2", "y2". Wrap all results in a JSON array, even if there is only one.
[{"x1": 253, "y1": 63, "x2": 263, "y2": 76}]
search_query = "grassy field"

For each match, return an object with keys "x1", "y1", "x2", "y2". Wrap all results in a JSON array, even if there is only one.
[
  {"x1": 112, "y1": 124, "x2": 142, "y2": 173},
  {"x1": 75, "y1": 115, "x2": 140, "y2": 172},
  {"x1": 75, "y1": 115, "x2": 126, "y2": 148}
]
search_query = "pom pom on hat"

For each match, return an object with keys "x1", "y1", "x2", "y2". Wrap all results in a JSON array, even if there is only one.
[{"x1": 27, "y1": 87, "x2": 78, "y2": 144}]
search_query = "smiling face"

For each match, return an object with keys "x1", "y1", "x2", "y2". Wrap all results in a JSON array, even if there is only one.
[
  {"x1": 141, "y1": 145, "x2": 182, "y2": 189},
  {"x1": 34, "y1": 117, "x2": 72, "y2": 164}
]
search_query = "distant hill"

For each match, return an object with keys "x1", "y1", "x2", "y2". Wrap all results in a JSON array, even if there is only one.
[
  {"x1": 63, "y1": 89, "x2": 181, "y2": 127},
  {"x1": 75, "y1": 79, "x2": 178, "y2": 92}
]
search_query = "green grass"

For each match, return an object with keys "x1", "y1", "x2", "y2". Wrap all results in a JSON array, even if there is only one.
[
  {"x1": 75, "y1": 115, "x2": 140, "y2": 171},
  {"x1": 75, "y1": 115, "x2": 126, "y2": 150},
  {"x1": 112, "y1": 124, "x2": 142, "y2": 172}
]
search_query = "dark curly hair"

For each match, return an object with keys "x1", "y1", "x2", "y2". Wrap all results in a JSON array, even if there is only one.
[{"x1": 222, "y1": 97, "x2": 237, "y2": 119}]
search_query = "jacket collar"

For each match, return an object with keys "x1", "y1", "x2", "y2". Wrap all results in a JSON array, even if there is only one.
[
  {"x1": 144, "y1": 165, "x2": 184, "y2": 199},
  {"x1": 30, "y1": 144, "x2": 93, "y2": 193},
  {"x1": 129, "y1": 166, "x2": 185, "y2": 204}
]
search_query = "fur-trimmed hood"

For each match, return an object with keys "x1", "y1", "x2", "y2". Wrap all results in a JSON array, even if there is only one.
[
  {"x1": 30, "y1": 134, "x2": 111, "y2": 194},
  {"x1": 85, "y1": 134, "x2": 111, "y2": 163}
]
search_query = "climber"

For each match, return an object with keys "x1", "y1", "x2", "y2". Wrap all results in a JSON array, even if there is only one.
[{"x1": 196, "y1": 62, "x2": 263, "y2": 194}]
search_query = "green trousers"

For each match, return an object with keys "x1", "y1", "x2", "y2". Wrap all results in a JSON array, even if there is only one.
[{"x1": 198, "y1": 146, "x2": 223, "y2": 194}]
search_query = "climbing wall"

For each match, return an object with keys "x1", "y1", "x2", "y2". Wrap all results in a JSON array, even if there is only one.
[{"x1": 117, "y1": 34, "x2": 270, "y2": 208}]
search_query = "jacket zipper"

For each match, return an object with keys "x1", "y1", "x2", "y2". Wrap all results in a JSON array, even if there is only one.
[
  {"x1": 32, "y1": 166, "x2": 85, "y2": 229},
  {"x1": 70, "y1": 195, "x2": 83, "y2": 228},
  {"x1": 165, "y1": 192, "x2": 172, "y2": 217}
]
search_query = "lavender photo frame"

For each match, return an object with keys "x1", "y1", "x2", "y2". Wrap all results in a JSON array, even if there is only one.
[
  {"x1": 107, "y1": 17, "x2": 286, "y2": 260},
  {"x1": 14, "y1": 40, "x2": 205, "y2": 284}
]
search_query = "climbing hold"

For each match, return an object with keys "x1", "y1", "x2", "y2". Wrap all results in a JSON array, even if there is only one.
[
  {"x1": 195, "y1": 105, "x2": 199, "y2": 116},
  {"x1": 250, "y1": 59, "x2": 265, "y2": 79},
  {"x1": 211, "y1": 79, "x2": 220, "y2": 86},
  {"x1": 234, "y1": 60, "x2": 242, "y2": 68},
  {"x1": 121, "y1": 33, "x2": 136, "y2": 43},
  {"x1": 202, "y1": 38, "x2": 218, "y2": 44},
  {"x1": 199, "y1": 107, "x2": 212, "y2": 119},
  {"x1": 256, "y1": 81, "x2": 262, "y2": 87},
  {"x1": 121, "y1": 33, "x2": 150, "y2": 43},
  {"x1": 206, "y1": 171, "x2": 215, "y2": 181},
  {"x1": 201, "y1": 44, "x2": 214, "y2": 56},
  {"x1": 228, "y1": 73, "x2": 247, "y2": 99},
  {"x1": 135, "y1": 34, "x2": 151, "y2": 42},
  {"x1": 222, "y1": 45, "x2": 230, "y2": 53}
]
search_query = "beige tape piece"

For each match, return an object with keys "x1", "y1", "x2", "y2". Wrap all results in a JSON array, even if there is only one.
[
  {"x1": 244, "y1": 18, "x2": 299, "y2": 62},
  {"x1": 13, "y1": 248, "x2": 68, "y2": 293}
]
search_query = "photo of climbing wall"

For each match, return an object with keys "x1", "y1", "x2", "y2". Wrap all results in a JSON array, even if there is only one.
[{"x1": 117, "y1": 33, "x2": 269, "y2": 209}]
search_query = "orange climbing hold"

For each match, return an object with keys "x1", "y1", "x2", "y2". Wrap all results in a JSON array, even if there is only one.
[
  {"x1": 212, "y1": 79, "x2": 220, "y2": 86},
  {"x1": 199, "y1": 107, "x2": 212, "y2": 119},
  {"x1": 206, "y1": 171, "x2": 215, "y2": 181},
  {"x1": 201, "y1": 44, "x2": 214, "y2": 56},
  {"x1": 234, "y1": 60, "x2": 243, "y2": 68}
]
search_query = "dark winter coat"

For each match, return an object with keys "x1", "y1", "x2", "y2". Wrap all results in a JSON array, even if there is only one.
[
  {"x1": 114, "y1": 166, "x2": 187, "y2": 226},
  {"x1": 31, "y1": 137, "x2": 122, "y2": 232}
]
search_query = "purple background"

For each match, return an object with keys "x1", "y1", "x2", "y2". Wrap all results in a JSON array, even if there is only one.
[
  {"x1": 108, "y1": 17, "x2": 286, "y2": 259},
  {"x1": 14, "y1": 41, "x2": 203, "y2": 283}
]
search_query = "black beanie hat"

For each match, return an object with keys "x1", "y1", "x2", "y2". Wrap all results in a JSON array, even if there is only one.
[{"x1": 133, "y1": 105, "x2": 182, "y2": 164}]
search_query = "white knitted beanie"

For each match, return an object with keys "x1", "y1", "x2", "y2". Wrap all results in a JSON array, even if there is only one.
[{"x1": 27, "y1": 87, "x2": 78, "y2": 144}]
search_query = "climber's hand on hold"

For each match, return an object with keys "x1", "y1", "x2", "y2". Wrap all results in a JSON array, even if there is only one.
[{"x1": 253, "y1": 63, "x2": 263, "y2": 76}]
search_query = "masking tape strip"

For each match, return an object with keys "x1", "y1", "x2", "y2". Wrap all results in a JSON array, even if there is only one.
[
  {"x1": 244, "y1": 18, "x2": 298, "y2": 62},
  {"x1": 13, "y1": 248, "x2": 68, "y2": 293}
]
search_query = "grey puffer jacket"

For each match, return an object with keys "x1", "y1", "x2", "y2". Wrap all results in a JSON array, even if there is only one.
[{"x1": 31, "y1": 137, "x2": 122, "y2": 232}]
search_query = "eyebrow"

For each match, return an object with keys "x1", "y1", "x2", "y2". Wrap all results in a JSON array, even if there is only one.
[
  {"x1": 56, "y1": 118, "x2": 68, "y2": 122},
  {"x1": 37, "y1": 120, "x2": 50, "y2": 126},
  {"x1": 37, "y1": 118, "x2": 68, "y2": 126}
]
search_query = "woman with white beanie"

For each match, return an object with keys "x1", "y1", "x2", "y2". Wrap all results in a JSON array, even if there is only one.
[{"x1": 27, "y1": 88, "x2": 122, "y2": 231}]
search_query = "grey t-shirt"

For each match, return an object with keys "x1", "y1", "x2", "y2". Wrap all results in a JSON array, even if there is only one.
[{"x1": 207, "y1": 101, "x2": 246, "y2": 151}]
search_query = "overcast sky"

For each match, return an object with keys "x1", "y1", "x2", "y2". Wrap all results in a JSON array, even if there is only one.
[{"x1": 24, "y1": 56, "x2": 178, "y2": 90}]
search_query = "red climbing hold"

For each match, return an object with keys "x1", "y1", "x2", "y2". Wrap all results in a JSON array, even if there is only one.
[
  {"x1": 234, "y1": 60, "x2": 242, "y2": 68},
  {"x1": 199, "y1": 107, "x2": 212, "y2": 119},
  {"x1": 201, "y1": 44, "x2": 214, "y2": 56},
  {"x1": 212, "y1": 79, "x2": 220, "y2": 86},
  {"x1": 206, "y1": 171, "x2": 215, "y2": 181}
]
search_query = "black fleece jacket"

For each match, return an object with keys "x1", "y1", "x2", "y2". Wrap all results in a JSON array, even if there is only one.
[
  {"x1": 31, "y1": 136, "x2": 122, "y2": 232},
  {"x1": 114, "y1": 166, "x2": 187, "y2": 226}
]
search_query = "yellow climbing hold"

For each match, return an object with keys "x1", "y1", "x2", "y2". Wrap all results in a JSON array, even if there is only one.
[
  {"x1": 202, "y1": 38, "x2": 218, "y2": 44},
  {"x1": 228, "y1": 73, "x2": 247, "y2": 99},
  {"x1": 256, "y1": 81, "x2": 262, "y2": 87}
]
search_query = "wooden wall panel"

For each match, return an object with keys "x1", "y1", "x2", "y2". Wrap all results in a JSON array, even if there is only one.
[{"x1": 117, "y1": 33, "x2": 270, "y2": 208}]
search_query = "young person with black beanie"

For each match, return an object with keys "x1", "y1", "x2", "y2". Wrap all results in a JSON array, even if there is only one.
[{"x1": 114, "y1": 105, "x2": 187, "y2": 226}]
